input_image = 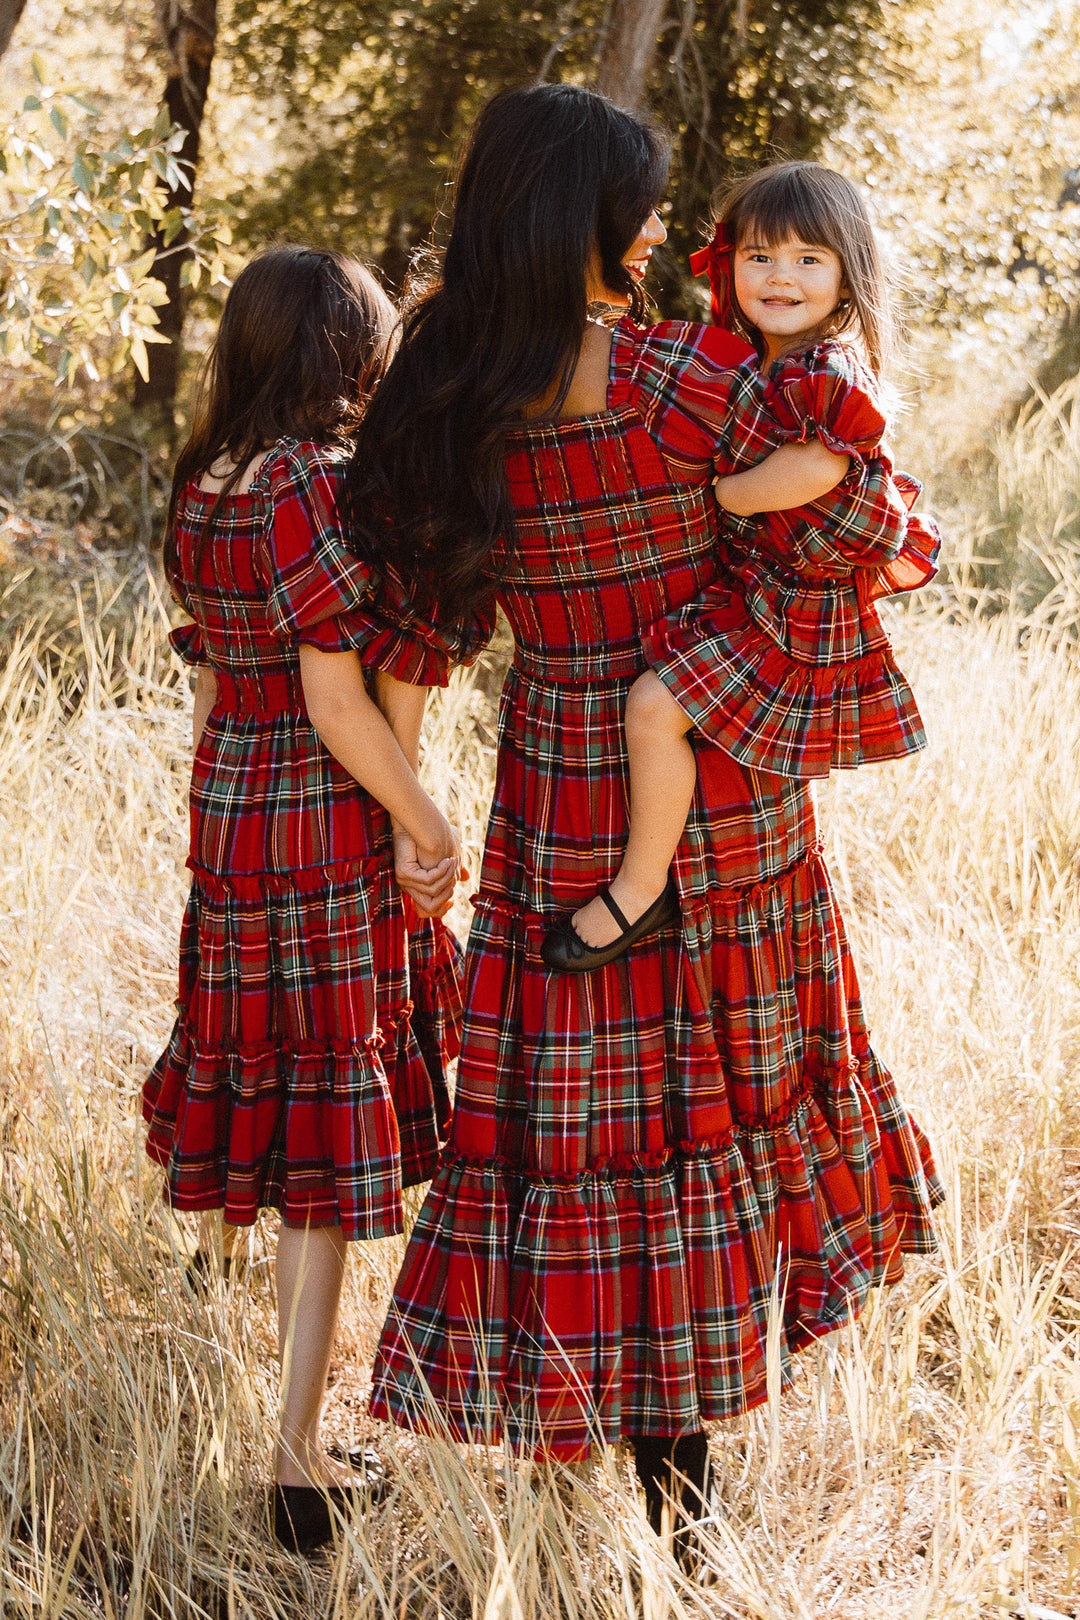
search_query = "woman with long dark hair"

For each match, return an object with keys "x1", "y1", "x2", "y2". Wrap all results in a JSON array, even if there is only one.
[{"x1": 343, "y1": 85, "x2": 942, "y2": 1550}]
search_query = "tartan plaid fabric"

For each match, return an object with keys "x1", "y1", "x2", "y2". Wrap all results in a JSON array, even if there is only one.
[
  {"x1": 366, "y1": 321, "x2": 943, "y2": 1457},
  {"x1": 142, "y1": 439, "x2": 460, "y2": 1241},
  {"x1": 644, "y1": 338, "x2": 941, "y2": 779}
]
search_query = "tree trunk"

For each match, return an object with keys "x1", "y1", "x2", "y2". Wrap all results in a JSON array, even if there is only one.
[
  {"x1": 594, "y1": 0, "x2": 669, "y2": 112},
  {"x1": 132, "y1": 0, "x2": 217, "y2": 425},
  {"x1": 0, "y1": 0, "x2": 28, "y2": 61}
]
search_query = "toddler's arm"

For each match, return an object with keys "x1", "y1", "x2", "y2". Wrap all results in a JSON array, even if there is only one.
[{"x1": 715, "y1": 439, "x2": 851, "y2": 517}]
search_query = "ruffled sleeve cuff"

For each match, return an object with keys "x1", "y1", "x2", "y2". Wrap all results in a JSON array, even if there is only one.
[
  {"x1": 766, "y1": 343, "x2": 887, "y2": 462},
  {"x1": 168, "y1": 620, "x2": 206, "y2": 666},
  {"x1": 359, "y1": 621, "x2": 452, "y2": 688},
  {"x1": 862, "y1": 476, "x2": 942, "y2": 603},
  {"x1": 294, "y1": 607, "x2": 378, "y2": 656}
]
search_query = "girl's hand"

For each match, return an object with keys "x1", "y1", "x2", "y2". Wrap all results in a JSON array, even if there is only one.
[{"x1": 392, "y1": 820, "x2": 468, "y2": 918}]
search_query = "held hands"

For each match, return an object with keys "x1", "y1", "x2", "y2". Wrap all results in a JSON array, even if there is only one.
[{"x1": 392, "y1": 815, "x2": 468, "y2": 919}]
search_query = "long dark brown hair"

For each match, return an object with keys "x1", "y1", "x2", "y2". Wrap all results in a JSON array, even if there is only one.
[
  {"x1": 163, "y1": 245, "x2": 396, "y2": 609},
  {"x1": 340, "y1": 84, "x2": 669, "y2": 639}
]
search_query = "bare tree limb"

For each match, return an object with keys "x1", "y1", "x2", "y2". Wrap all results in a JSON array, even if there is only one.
[
  {"x1": 594, "y1": 0, "x2": 669, "y2": 113},
  {"x1": 133, "y1": 0, "x2": 218, "y2": 423}
]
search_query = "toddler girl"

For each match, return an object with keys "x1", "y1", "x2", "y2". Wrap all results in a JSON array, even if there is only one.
[
  {"x1": 141, "y1": 246, "x2": 463, "y2": 1550},
  {"x1": 547, "y1": 161, "x2": 938, "y2": 968}
]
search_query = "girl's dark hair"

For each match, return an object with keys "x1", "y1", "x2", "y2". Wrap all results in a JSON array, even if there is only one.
[
  {"x1": 340, "y1": 83, "x2": 669, "y2": 636},
  {"x1": 163, "y1": 245, "x2": 396, "y2": 606},
  {"x1": 717, "y1": 162, "x2": 894, "y2": 375}
]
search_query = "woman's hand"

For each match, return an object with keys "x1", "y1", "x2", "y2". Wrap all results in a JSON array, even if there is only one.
[{"x1": 392, "y1": 818, "x2": 468, "y2": 918}]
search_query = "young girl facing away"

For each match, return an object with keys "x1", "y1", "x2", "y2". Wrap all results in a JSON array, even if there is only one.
[
  {"x1": 545, "y1": 161, "x2": 939, "y2": 969},
  {"x1": 141, "y1": 246, "x2": 464, "y2": 1552}
]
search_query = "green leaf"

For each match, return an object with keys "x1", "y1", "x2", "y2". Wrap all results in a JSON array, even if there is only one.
[
  {"x1": 23, "y1": 95, "x2": 42, "y2": 112},
  {"x1": 30, "y1": 52, "x2": 46, "y2": 85},
  {"x1": 79, "y1": 254, "x2": 96, "y2": 287},
  {"x1": 151, "y1": 106, "x2": 174, "y2": 143},
  {"x1": 49, "y1": 108, "x2": 68, "y2": 140},
  {"x1": 162, "y1": 208, "x2": 185, "y2": 247},
  {"x1": 72, "y1": 153, "x2": 94, "y2": 194}
]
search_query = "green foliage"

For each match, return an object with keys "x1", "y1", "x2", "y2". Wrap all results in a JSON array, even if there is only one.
[
  {"x1": 0, "y1": 54, "x2": 233, "y2": 388},
  {"x1": 224, "y1": 0, "x2": 891, "y2": 309},
  {"x1": 648, "y1": 0, "x2": 894, "y2": 307}
]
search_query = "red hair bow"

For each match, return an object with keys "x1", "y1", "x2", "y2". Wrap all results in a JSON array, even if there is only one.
[{"x1": 689, "y1": 221, "x2": 738, "y2": 331}]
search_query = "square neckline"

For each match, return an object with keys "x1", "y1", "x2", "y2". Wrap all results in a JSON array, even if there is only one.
[{"x1": 505, "y1": 320, "x2": 634, "y2": 439}]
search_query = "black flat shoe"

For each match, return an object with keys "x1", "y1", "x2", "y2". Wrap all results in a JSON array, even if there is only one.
[
  {"x1": 541, "y1": 879, "x2": 679, "y2": 973},
  {"x1": 272, "y1": 1451, "x2": 391, "y2": 1553},
  {"x1": 273, "y1": 1483, "x2": 348, "y2": 1553}
]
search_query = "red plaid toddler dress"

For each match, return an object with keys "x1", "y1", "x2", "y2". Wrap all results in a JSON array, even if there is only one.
[
  {"x1": 363, "y1": 319, "x2": 942, "y2": 1457},
  {"x1": 644, "y1": 338, "x2": 941, "y2": 779},
  {"x1": 142, "y1": 439, "x2": 461, "y2": 1241}
]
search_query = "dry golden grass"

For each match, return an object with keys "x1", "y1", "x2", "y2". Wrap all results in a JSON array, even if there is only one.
[{"x1": 1, "y1": 461, "x2": 1078, "y2": 1615}]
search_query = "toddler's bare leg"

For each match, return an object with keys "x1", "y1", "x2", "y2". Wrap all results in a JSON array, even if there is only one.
[{"x1": 571, "y1": 671, "x2": 696, "y2": 949}]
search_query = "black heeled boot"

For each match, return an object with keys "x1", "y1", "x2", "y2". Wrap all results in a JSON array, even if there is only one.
[{"x1": 631, "y1": 1431, "x2": 711, "y2": 1571}]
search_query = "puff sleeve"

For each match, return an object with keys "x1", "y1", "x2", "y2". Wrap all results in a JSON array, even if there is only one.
[
  {"x1": 355, "y1": 558, "x2": 498, "y2": 689},
  {"x1": 168, "y1": 620, "x2": 206, "y2": 665},
  {"x1": 612, "y1": 319, "x2": 780, "y2": 476},
  {"x1": 749, "y1": 451, "x2": 940, "y2": 586},
  {"x1": 260, "y1": 440, "x2": 376, "y2": 652},
  {"x1": 765, "y1": 341, "x2": 887, "y2": 460}
]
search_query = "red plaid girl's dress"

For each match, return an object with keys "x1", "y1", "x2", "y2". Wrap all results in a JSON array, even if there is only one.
[
  {"x1": 644, "y1": 338, "x2": 941, "y2": 779},
  {"x1": 363, "y1": 319, "x2": 943, "y2": 1458},
  {"x1": 142, "y1": 439, "x2": 462, "y2": 1242}
]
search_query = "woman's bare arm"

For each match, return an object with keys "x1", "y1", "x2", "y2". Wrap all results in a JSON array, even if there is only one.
[{"x1": 374, "y1": 668, "x2": 464, "y2": 915}]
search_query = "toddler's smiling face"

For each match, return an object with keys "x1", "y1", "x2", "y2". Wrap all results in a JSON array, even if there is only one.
[{"x1": 733, "y1": 235, "x2": 845, "y2": 360}]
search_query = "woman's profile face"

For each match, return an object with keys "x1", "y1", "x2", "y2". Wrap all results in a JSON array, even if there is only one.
[{"x1": 587, "y1": 210, "x2": 667, "y2": 306}]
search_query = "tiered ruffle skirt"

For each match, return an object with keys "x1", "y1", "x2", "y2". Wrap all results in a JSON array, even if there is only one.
[{"x1": 370, "y1": 668, "x2": 942, "y2": 1455}]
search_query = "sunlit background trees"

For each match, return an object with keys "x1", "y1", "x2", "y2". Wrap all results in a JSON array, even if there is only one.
[{"x1": 1, "y1": 6, "x2": 1079, "y2": 1615}]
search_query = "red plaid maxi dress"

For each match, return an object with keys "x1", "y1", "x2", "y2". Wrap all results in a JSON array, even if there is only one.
[
  {"x1": 142, "y1": 439, "x2": 461, "y2": 1242},
  {"x1": 644, "y1": 337, "x2": 941, "y2": 779},
  {"x1": 365, "y1": 320, "x2": 943, "y2": 1457}
]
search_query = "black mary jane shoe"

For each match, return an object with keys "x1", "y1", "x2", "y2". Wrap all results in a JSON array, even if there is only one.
[
  {"x1": 541, "y1": 878, "x2": 679, "y2": 974},
  {"x1": 272, "y1": 1451, "x2": 390, "y2": 1554},
  {"x1": 273, "y1": 1483, "x2": 348, "y2": 1554}
]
